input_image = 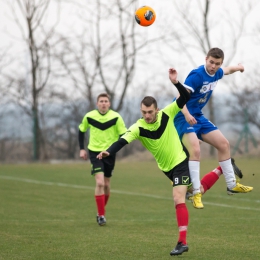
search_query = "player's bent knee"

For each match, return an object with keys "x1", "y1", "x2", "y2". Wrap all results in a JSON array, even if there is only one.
[
  {"x1": 218, "y1": 139, "x2": 230, "y2": 152},
  {"x1": 188, "y1": 147, "x2": 200, "y2": 159}
]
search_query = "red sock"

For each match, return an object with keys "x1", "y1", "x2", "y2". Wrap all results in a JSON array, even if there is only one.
[
  {"x1": 201, "y1": 166, "x2": 222, "y2": 194},
  {"x1": 175, "y1": 203, "x2": 188, "y2": 245},
  {"x1": 95, "y1": 194, "x2": 105, "y2": 216},
  {"x1": 105, "y1": 194, "x2": 110, "y2": 206}
]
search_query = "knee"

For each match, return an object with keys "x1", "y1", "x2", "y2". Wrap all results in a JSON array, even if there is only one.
[
  {"x1": 219, "y1": 138, "x2": 230, "y2": 152},
  {"x1": 188, "y1": 144, "x2": 200, "y2": 159},
  {"x1": 173, "y1": 192, "x2": 185, "y2": 205},
  {"x1": 96, "y1": 180, "x2": 105, "y2": 189},
  {"x1": 104, "y1": 183, "x2": 110, "y2": 191}
]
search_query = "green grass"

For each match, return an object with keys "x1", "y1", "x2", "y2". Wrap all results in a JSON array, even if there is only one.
[{"x1": 0, "y1": 158, "x2": 259, "y2": 260}]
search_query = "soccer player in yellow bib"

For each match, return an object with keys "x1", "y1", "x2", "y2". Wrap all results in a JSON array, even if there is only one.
[
  {"x1": 97, "y1": 68, "x2": 191, "y2": 256},
  {"x1": 78, "y1": 93, "x2": 127, "y2": 226}
]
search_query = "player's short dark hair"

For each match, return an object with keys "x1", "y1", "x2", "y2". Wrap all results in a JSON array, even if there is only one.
[
  {"x1": 141, "y1": 96, "x2": 158, "y2": 109},
  {"x1": 97, "y1": 93, "x2": 110, "y2": 102},
  {"x1": 207, "y1": 48, "x2": 224, "y2": 60}
]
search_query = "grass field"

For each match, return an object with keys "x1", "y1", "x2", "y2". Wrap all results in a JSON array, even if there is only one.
[{"x1": 0, "y1": 158, "x2": 259, "y2": 260}]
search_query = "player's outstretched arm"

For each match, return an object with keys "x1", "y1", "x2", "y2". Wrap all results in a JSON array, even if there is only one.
[
  {"x1": 96, "y1": 138, "x2": 128, "y2": 160},
  {"x1": 223, "y1": 63, "x2": 244, "y2": 75},
  {"x1": 169, "y1": 68, "x2": 190, "y2": 108}
]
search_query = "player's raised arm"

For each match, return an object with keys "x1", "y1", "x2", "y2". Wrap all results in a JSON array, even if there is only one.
[{"x1": 169, "y1": 68, "x2": 190, "y2": 108}]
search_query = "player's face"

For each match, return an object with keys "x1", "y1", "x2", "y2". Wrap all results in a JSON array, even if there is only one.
[
  {"x1": 205, "y1": 56, "x2": 223, "y2": 75},
  {"x1": 141, "y1": 104, "x2": 159, "y2": 124},
  {"x1": 97, "y1": 97, "x2": 110, "y2": 114}
]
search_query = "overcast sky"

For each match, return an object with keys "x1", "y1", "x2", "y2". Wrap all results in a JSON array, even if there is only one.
[{"x1": 0, "y1": 0, "x2": 260, "y2": 95}]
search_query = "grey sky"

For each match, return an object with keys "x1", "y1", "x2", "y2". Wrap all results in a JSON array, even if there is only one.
[{"x1": 0, "y1": 0, "x2": 259, "y2": 96}]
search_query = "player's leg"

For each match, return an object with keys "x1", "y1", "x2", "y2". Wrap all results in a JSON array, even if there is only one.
[
  {"x1": 172, "y1": 185, "x2": 189, "y2": 255},
  {"x1": 200, "y1": 166, "x2": 222, "y2": 194},
  {"x1": 187, "y1": 166, "x2": 225, "y2": 199},
  {"x1": 94, "y1": 173, "x2": 106, "y2": 226},
  {"x1": 167, "y1": 159, "x2": 190, "y2": 256},
  {"x1": 89, "y1": 150, "x2": 106, "y2": 226},
  {"x1": 182, "y1": 132, "x2": 203, "y2": 209},
  {"x1": 94, "y1": 173, "x2": 106, "y2": 213},
  {"x1": 170, "y1": 191, "x2": 189, "y2": 256},
  {"x1": 202, "y1": 130, "x2": 253, "y2": 194},
  {"x1": 195, "y1": 158, "x2": 245, "y2": 196},
  {"x1": 103, "y1": 154, "x2": 116, "y2": 207},
  {"x1": 104, "y1": 177, "x2": 111, "y2": 206}
]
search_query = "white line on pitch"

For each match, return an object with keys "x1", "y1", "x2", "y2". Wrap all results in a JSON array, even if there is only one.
[{"x1": 0, "y1": 175, "x2": 259, "y2": 211}]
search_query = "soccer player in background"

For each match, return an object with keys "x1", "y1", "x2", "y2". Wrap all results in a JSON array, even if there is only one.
[
  {"x1": 174, "y1": 47, "x2": 253, "y2": 209},
  {"x1": 97, "y1": 68, "x2": 192, "y2": 256},
  {"x1": 78, "y1": 93, "x2": 127, "y2": 226}
]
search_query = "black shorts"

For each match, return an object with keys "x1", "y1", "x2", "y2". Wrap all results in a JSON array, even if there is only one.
[
  {"x1": 163, "y1": 158, "x2": 191, "y2": 187},
  {"x1": 88, "y1": 150, "x2": 116, "y2": 178}
]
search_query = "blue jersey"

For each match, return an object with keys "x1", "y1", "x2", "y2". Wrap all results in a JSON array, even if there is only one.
[
  {"x1": 175, "y1": 65, "x2": 224, "y2": 118},
  {"x1": 174, "y1": 65, "x2": 223, "y2": 139}
]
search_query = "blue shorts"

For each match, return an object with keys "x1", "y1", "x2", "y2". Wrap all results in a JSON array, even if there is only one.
[{"x1": 174, "y1": 114, "x2": 218, "y2": 141}]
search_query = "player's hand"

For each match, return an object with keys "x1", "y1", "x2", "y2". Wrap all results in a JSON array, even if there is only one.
[
  {"x1": 238, "y1": 63, "x2": 244, "y2": 73},
  {"x1": 169, "y1": 68, "x2": 178, "y2": 84},
  {"x1": 80, "y1": 149, "x2": 88, "y2": 160},
  {"x1": 184, "y1": 114, "x2": 197, "y2": 126},
  {"x1": 97, "y1": 151, "x2": 110, "y2": 160}
]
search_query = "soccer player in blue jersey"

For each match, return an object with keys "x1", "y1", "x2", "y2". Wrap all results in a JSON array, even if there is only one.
[
  {"x1": 78, "y1": 93, "x2": 127, "y2": 226},
  {"x1": 97, "y1": 68, "x2": 192, "y2": 256},
  {"x1": 174, "y1": 48, "x2": 253, "y2": 209}
]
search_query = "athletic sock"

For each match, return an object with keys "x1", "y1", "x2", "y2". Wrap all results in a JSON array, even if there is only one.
[
  {"x1": 105, "y1": 194, "x2": 110, "y2": 206},
  {"x1": 189, "y1": 161, "x2": 201, "y2": 195},
  {"x1": 95, "y1": 194, "x2": 105, "y2": 216},
  {"x1": 219, "y1": 159, "x2": 236, "y2": 189},
  {"x1": 201, "y1": 166, "x2": 222, "y2": 194},
  {"x1": 175, "y1": 203, "x2": 188, "y2": 245}
]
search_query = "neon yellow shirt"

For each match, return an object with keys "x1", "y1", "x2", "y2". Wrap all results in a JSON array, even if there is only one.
[
  {"x1": 79, "y1": 109, "x2": 127, "y2": 152},
  {"x1": 121, "y1": 101, "x2": 187, "y2": 172}
]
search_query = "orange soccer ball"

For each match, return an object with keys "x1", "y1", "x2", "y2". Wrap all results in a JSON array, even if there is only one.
[{"x1": 135, "y1": 6, "x2": 156, "y2": 27}]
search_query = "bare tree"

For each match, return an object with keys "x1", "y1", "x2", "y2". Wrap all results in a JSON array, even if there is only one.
[
  {"x1": 164, "y1": 0, "x2": 257, "y2": 155},
  {"x1": 2, "y1": 0, "x2": 257, "y2": 161},
  {"x1": 2, "y1": 0, "x2": 62, "y2": 160},
  {"x1": 54, "y1": 0, "x2": 164, "y2": 112},
  {"x1": 223, "y1": 71, "x2": 260, "y2": 155},
  {"x1": 45, "y1": 0, "x2": 166, "y2": 159}
]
